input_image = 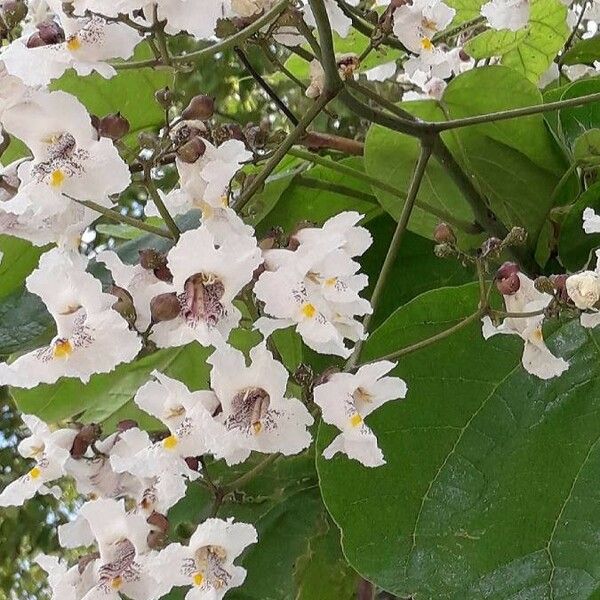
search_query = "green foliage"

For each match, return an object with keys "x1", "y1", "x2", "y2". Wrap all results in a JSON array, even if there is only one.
[{"x1": 464, "y1": 0, "x2": 569, "y2": 82}]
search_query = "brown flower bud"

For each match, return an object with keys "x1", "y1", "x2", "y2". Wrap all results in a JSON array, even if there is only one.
[
  {"x1": 110, "y1": 285, "x2": 137, "y2": 327},
  {"x1": 495, "y1": 262, "x2": 521, "y2": 295},
  {"x1": 78, "y1": 552, "x2": 100, "y2": 575},
  {"x1": 26, "y1": 32, "x2": 46, "y2": 48},
  {"x1": 98, "y1": 112, "x2": 130, "y2": 141},
  {"x1": 150, "y1": 293, "x2": 181, "y2": 323},
  {"x1": 36, "y1": 19, "x2": 65, "y2": 44},
  {"x1": 182, "y1": 94, "x2": 215, "y2": 121},
  {"x1": 147, "y1": 511, "x2": 169, "y2": 533},
  {"x1": 534, "y1": 276, "x2": 554, "y2": 295},
  {"x1": 185, "y1": 456, "x2": 199, "y2": 472},
  {"x1": 139, "y1": 249, "x2": 163, "y2": 270},
  {"x1": 2, "y1": 0, "x2": 28, "y2": 26},
  {"x1": 479, "y1": 237, "x2": 502, "y2": 258},
  {"x1": 154, "y1": 87, "x2": 173, "y2": 108},
  {"x1": 551, "y1": 274, "x2": 570, "y2": 303},
  {"x1": 70, "y1": 424, "x2": 102, "y2": 459},
  {"x1": 117, "y1": 419, "x2": 138, "y2": 432},
  {"x1": 176, "y1": 136, "x2": 206, "y2": 164},
  {"x1": 433, "y1": 222, "x2": 456, "y2": 244},
  {"x1": 147, "y1": 530, "x2": 168, "y2": 550}
]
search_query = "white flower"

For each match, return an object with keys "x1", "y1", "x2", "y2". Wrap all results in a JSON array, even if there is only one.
[
  {"x1": 583, "y1": 206, "x2": 600, "y2": 234},
  {"x1": 205, "y1": 343, "x2": 314, "y2": 465},
  {"x1": 35, "y1": 554, "x2": 97, "y2": 600},
  {"x1": 0, "y1": 60, "x2": 33, "y2": 118},
  {"x1": 151, "y1": 0, "x2": 229, "y2": 40},
  {"x1": 393, "y1": 0, "x2": 456, "y2": 54},
  {"x1": 0, "y1": 415, "x2": 76, "y2": 506},
  {"x1": 314, "y1": 361, "x2": 407, "y2": 467},
  {"x1": 97, "y1": 251, "x2": 172, "y2": 331},
  {"x1": 118, "y1": 372, "x2": 219, "y2": 482},
  {"x1": 1, "y1": 90, "x2": 131, "y2": 220},
  {"x1": 566, "y1": 270, "x2": 600, "y2": 309},
  {"x1": 156, "y1": 518, "x2": 257, "y2": 600},
  {"x1": 0, "y1": 248, "x2": 142, "y2": 387},
  {"x1": 146, "y1": 137, "x2": 251, "y2": 218},
  {"x1": 64, "y1": 498, "x2": 166, "y2": 600},
  {"x1": 231, "y1": 0, "x2": 276, "y2": 17},
  {"x1": 255, "y1": 223, "x2": 372, "y2": 358},
  {"x1": 150, "y1": 226, "x2": 262, "y2": 348},
  {"x1": 482, "y1": 272, "x2": 569, "y2": 380},
  {"x1": 2, "y1": 5, "x2": 141, "y2": 85},
  {"x1": 481, "y1": 0, "x2": 529, "y2": 31}
]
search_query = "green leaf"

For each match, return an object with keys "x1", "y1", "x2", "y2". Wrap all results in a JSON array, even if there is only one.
[
  {"x1": 0, "y1": 236, "x2": 46, "y2": 301},
  {"x1": 558, "y1": 78, "x2": 600, "y2": 148},
  {"x1": 49, "y1": 45, "x2": 173, "y2": 141},
  {"x1": 318, "y1": 283, "x2": 600, "y2": 598},
  {"x1": 446, "y1": 0, "x2": 485, "y2": 23},
  {"x1": 558, "y1": 181, "x2": 600, "y2": 271},
  {"x1": 0, "y1": 290, "x2": 54, "y2": 356},
  {"x1": 256, "y1": 157, "x2": 381, "y2": 236},
  {"x1": 464, "y1": 0, "x2": 569, "y2": 82},
  {"x1": 364, "y1": 101, "x2": 478, "y2": 243},
  {"x1": 562, "y1": 34, "x2": 600, "y2": 66},
  {"x1": 573, "y1": 129, "x2": 600, "y2": 164},
  {"x1": 442, "y1": 66, "x2": 573, "y2": 246}
]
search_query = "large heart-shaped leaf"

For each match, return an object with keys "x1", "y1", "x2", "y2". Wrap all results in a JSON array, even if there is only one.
[{"x1": 317, "y1": 282, "x2": 600, "y2": 598}]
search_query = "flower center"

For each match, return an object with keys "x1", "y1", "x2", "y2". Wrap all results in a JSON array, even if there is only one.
[
  {"x1": 195, "y1": 545, "x2": 230, "y2": 589},
  {"x1": 162, "y1": 435, "x2": 179, "y2": 450},
  {"x1": 49, "y1": 169, "x2": 65, "y2": 188},
  {"x1": 301, "y1": 303, "x2": 317, "y2": 318},
  {"x1": 421, "y1": 37, "x2": 434, "y2": 51},
  {"x1": 193, "y1": 572, "x2": 204, "y2": 587},
  {"x1": 52, "y1": 338, "x2": 73, "y2": 359},
  {"x1": 28, "y1": 466, "x2": 42, "y2": 479},
  {"x1": 110, "y1": 576, "x2": 123, "y2": 590},
  {"x1": 349, "y1": 414, "x2": 363, "y2": 428},
  {"x1": 182, "y1": 273, "x2": 226, "y2": 327},
  {"x1": 98, "y1": 539, "x2": 139, "y2": 592},
  {"x1": 66, "y1": 36, "x2": 82, "y2": 51},
  {"x1": 227, "y1": 387, "x2": 271, "y2": 434}
]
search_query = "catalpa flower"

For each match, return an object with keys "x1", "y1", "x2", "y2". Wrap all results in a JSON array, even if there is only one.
[
  {"x1": 146, "y1": 136, "x2": 251, "y2": 218},
  {"x1": 205, "y1": 343, "x2": 314, "y2": 465},
  {"x1": 482, "y1": 270, "x2": 569, "y2": 380},
  {"x1": 0, "y1": 414, "x2": 76, "y2": 506},
  {"x1": 117, "y1": 372, "x2": 219, "y2": 482},
  {"x1": 255, "y1": 238, "x2": 372, "y2": 358},
  {"x1": 150, "y1": 226, "x2": 262, "y2": 348},
  {"x1": 393, "y1": 0, "x2": 455, "y2": 54},
  {"x1": 2, "y1": 1, "x2": 141, "y2": 85},
  {"x1": 156, "y1": 518, "x2": 257, "y2": 600},
  {"x1": 63, "y1": 498, "x2": 164, "y2": 600},
  {"x1": 481, "y1": 0, "x2": 529, "y2": 31},
  {"x1": 36, "y1": 554, "x2": 97, "y2": 600},
  {"x1": 566, "y1": 250, "x2": 600, "y2": 329},
  {"x1": 0, "y1": 248, "x2": 142, "y2": 387},
  {"x1": 314, "y1": 361, "x2": 407, "y2": 467},
  {"x1": 1, "y1": 90, "x2": 131, "y2": 221}
]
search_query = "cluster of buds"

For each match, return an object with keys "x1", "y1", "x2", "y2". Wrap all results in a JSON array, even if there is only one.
[{"x1": 0, "y1": 0, "x2": 27, "y2": 38}]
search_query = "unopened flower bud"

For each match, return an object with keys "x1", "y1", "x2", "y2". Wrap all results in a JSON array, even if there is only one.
[
  {"x1": 147, "y1": 530, "x2": 167, "y2": 550},
  {"x1": 78, "y1": 552, "x2": 100, "y2": 575},
  {"x1": 70, "y1": 423, "x2": 102, "y2": 458},
  {"x1": 139, "y1": 249, "x2": 163, "y2": 270},
  {"x1": 98, "y1": 112, "x2": 130, "y2": 141},
  {"x1": 117, "y1": 419, "x2": 138, "y2": 432},
  {"x1": 150, "y1": 293, "x2": 180, "y2": 323},
  {"x1": 534, "y1": 276, "x2": 554, "y2": 295},
  {"x1": 434, "y1": 243, "x2": 454, "y2": 258},
  {"x1": 479, "y1": 237, "x2": 502, "y2": 258},
  {"x1": 177, "y1": 136, "x2": 206, "y2": 164},
  {"x1": 433, "y1": 222, "x2": 456, "y2": 244},
  {"x1": 503, "y1": 226, "x2": 527, "y2": 247},
  {"x1": 147, "y1": 511, "x2": 169, "y2": 533},
  {"x1": 36, "y1": 19, "x2": 65, "y2": 44},
  {"x1": 26, "y1": 32, "x2": 46, "y2": 47},
  {"x1": 565, "y1": 270, "x2": 600, "y2": 309},
  {"x1": 495, "y1": 261, "x2": 520, "y2": 295},
  {"x1": 110, "y1": 285, "x2": 137, "y2": 327},
  {"x1": 185, "y1": 456, "x2": 199, "y2": 471},
  {"x1": 138, "y1": 131, "x2": 159, "y2": 150},
  {"x1": 551, "y1": 274, "x2": 569, "y2": 303},
  {"x1": 182, "y1": 94, "x2": 215, "y2": 121},
  {"x1": 154, "y1": 87, "x2": 173, "y2": 108},
  {"x1": 2, "y1": 0, "x2": 27, "y2": 26}
]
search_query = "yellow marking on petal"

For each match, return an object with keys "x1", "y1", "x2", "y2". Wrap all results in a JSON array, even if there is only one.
[
  {"x1": 252, "y1": 421, "x2": 262, "y2": 435},
  {"x1": 53, "y1": 339, "x2": 73, "y2": 359},
  {"x1": 49, "y1": 169, "x2": 66, "y2": 188},
  {"x1": 219, "y1": 195, "x2": 229, "y2": 207},
  {"x1": 532, "y1": 327, "x2": 544, "y2": 342},
  {"x1": 110, "y1": 576, "x2": 123, "y2": 590},
  {"x1": 349, "y1": 414, "x2": 363, "y2": 428},
  {"x1": 67, "y1": 36, "x2": 82, "y2": 51},
  {"x1": 324, "y1": 277, "x2": 337, "y2": 287},
  {"x1": 192, "y1": 572, "x2": 205, "y2": 587},
  {"x1": 162, "y1": 435, "x2": 179, "y2": 450},
  {"x1": 421, "y1": 37, "x2": 434, "y2": 51},
  {"x1": 28, "y1": 466, "x2": 42, "y2": 479},
  {"x1": 301, "y1": 303, "x2": 317, "y2": 318}
]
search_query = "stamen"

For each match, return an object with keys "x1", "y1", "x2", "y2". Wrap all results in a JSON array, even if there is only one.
[
  {"x1": 67, "y1": 36, "x2": 82, "y2": 51},
  {"x1": 193, "y1": 572, "x2": 204, "y2": 587},
  {"x1": 421, "y1": 37, "x2": 434, "y2": 51},
  {"x1": 227, "y1": 387, "x2": 271, "y2": 434}
]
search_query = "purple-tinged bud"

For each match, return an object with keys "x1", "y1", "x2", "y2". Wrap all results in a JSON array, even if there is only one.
[
  {"x1": 433, "y1": 222, "x2": 456, "y2": 244},
  {"x1": 70, "y1": 424, "x2": 102, "y2": 459},
  {"x1": 551, "y1": 274, "x2": 570, "y2": 303},
  {"x1": 185, "y1": 456, "x2": 200, "y2": 472},
  {"x1": 36, "y1": 19, "x2": 65, "y2": 44},
  {"x1": 147, "y1": 530, "x2": 167, "y2": 550},
  {"x1": 110, "y1": 285, "x2": 137, "y2": 327},
  {"x1": 495, "y1": 262, "x2": 520, "y2": 295},
  {"x1": 147, "y1": 511, "x2": 169, "y2": 532},
  {"x1": 150, "y1": 293, "x2": 181, "y2": 323},
  {"x1": 98, "y1": 112, "x2": 130, "y2": 141},
  {"x1": 182, "y1": 94, "x2": 215, "y2": 121},
  {"x1": 176, "y1": 136, "x2": 206, "y2": 164},
  {"x1": 139, "y1": 249, "x2": 164, "y2": 270},
  {"x1": 154, "y1": 87, "x2": 173, "y2": 108},
  {"x1": 534, "y1": 276, "x2": 554, "y2": 295},
  {"x1": 26, "y1": 32, "x2": 46, "y2": 48},
  {"x1": 117, "y1": 419, "x2": 138, "y2": 433}
]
